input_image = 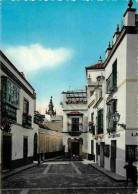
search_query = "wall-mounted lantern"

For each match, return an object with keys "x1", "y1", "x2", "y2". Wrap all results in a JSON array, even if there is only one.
[
  {"x1": 112, "y1": 111, "x2": 126, "y2": 129},
  {"x1": 112, "y1": 111, "x2": 120, "y2": 123}
]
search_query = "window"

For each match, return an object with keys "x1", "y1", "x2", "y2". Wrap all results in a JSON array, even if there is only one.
[
  {"x1": 23, "y1": 99, "x2": 32, "y2": 128},
  {"x1": 104, "y1": 145, "x2": 110, "y2": 157},
  {"x1": 106, "y1": 60, "x2": 117, "y2": 94},
  {"x1": 59, "y1": 139, "x2": 62, "y2": 151},
  {"x1": 53, "y1": 139, "x2": 57, "y2": 152},
  {"x1": 126, "y1": 145, "x2": 138, "y2": 161},
  {"x1": 23, "y1": 99, "x2": 29, "y2": 114},
  {"x1": 107, "y1": 99, "x2": 117, "y2": 132},
  {"x1": 46, "y1": 138, "x2": 49, "y2": 152},
  {"x1": 2, "y1": 76, "x2": 20, "y2": 108},
  {"x1": 113, "y1": 61, "x2": 117, "y2": 87},
  {"x1": 3, "y1": 104, "x2": 17, "y2": 121},
  {"x1": 97, "y1": 109, "x2": 103, "y2": 134},
  {"x1": 91, "y1": 113, "x2": 94, "y2": 121},
  {"x1": 72, "y1": 118, "x2": 79, "y2": 131}
]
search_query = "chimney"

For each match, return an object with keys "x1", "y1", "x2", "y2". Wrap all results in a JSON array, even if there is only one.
[
  {"x1": 124, "y1": 0, "x2": 136, "y2": 27},
  {"x1": 113, "y1": 25, "x2": 120, "y2": 44},
  {"x1": 105, "y1": 42, "x2": 112, "y2": 59}
]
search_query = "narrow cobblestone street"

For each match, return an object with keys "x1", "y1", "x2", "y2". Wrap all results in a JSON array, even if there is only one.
[{"x1": 1, "y1": 160, "x2": 137, "y2": 194}]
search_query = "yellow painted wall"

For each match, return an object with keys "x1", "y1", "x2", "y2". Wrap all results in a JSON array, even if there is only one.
[{"x1": 39, "y1": 133, "x2": 63, "y2": 154}]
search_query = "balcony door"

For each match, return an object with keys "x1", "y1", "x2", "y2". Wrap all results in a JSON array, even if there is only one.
[{"x1": 72, "y1": 118, "x2": 79, "y2": 131}]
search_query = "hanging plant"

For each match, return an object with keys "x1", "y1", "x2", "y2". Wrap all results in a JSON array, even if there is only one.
[{"x1": 0, "y1": 90, "x2": 12, "y2": 133}]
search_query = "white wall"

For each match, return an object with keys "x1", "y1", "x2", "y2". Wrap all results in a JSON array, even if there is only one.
[
  {"x1": 11, "y1": 123, "x2": 39, "y2": 160},
  {"x1": 1, "y1": 53, "x2": 39, "y2": 164},
  {"x1": 126, "y1": 34, "x2": 138, "y2": 129}
]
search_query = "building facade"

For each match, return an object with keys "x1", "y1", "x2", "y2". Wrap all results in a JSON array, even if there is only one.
[
  {"x1": 86, "y1": 1, "x2": 138, "y2": 177},
  {"x1": 0, "y1": 51, "x2": 39, "y2": 169},
  {"x1": 39, "y1": 128, "x2": 63, "y2": 158},
  {"x1": 62, "y1": 90, "x2": 89, "y2": 159},
  {"x1": 62, "y1": 0, "x2": 138, "y2": 177}
]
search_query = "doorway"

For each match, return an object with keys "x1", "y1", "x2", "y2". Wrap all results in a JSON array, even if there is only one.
[
  {"x1": 34, "y1": 133, "x2": 37, "y2": 160},
  {"x1": 110, "y1": 140, "x2": 116, "y2": 172},
  {"x1": 71, "y1": 142, "x2": 79, "y2": 155},
  {"x1": 2, "y1": 135, "x2": 12, "y2": 170},
  {"x1": 91, "y1": 140, "x2": 95, "y2": 161},
  {"x1": 100, "y1": 142, "x2": 105, "y2": 167},
  {"x1": 96, "y1": 143, "x2": 98, "y2": 163},
  {"x1": 23, "y1": 137, "x2": 28, "y2": 159}
]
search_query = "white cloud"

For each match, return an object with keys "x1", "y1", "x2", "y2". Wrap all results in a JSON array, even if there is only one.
[{"x1": 4, "y1": 44, "x2": 73, "y2": 75}]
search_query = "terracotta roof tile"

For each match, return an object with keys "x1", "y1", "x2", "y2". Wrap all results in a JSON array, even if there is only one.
[{"x1": 86, "y1": 63, "x2": 104, "y2": 70}]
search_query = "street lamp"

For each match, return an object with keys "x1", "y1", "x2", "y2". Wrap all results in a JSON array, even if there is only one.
[
  {"x1": 112, "y1": 111, "x2": 120, "y2": 123},
  {"x1": 112, "y1": 111, "x2": 126, "y2": 129}
]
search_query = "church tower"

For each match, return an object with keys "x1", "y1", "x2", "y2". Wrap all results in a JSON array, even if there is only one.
[{"x1": 46, "y1": 96, "x2": 56, "y2": 117}]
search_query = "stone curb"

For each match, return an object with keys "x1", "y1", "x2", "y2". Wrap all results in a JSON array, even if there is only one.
[
  {"x1": 2, "y1": 163, "x2": 38, "y2": 180},
  {"x1": 2, "y1": 156, "x2": 62, "y2": 179},
  {"x1": 89, "y1": 163, "x2": 126, "y2": 181}
]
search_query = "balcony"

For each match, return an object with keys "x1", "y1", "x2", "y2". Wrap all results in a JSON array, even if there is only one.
[
  {"x1": 67, "y1": 124, "x2": 83, "y2": 136},
  {"x1": 23, "y1": 113, "x2": 32, "y2": 128},
  {"x1": 65, "y1": 99, "x2": 87, "y2": 104},
  {"x1": 2, "y1": 104, "x2": 17, "y2": 123},
  {"x1": 106, "y1": 72, "x2": 117, "y2": 94}
]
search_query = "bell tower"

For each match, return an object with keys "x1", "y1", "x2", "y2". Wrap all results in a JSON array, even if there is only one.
[{"x1": 46, "y1": 96, "x2": 56, "y2": 117}]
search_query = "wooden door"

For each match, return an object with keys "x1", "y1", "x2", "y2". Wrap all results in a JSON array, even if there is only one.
[
  {"x1": 110, "y1": 140, "x2": 116, "y2": 172},
  {"x1": 2, "y1": 135, "x2": 12, "y2": 169}
]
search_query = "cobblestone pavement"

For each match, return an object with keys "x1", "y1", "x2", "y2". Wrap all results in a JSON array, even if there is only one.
[{"x1": 1, "y1": 161, "x2": 137, "y2": 194}]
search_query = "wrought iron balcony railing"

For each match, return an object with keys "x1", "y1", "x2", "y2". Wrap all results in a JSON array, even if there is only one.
[
  {"x1": 2, "y1": 104, "x2": 17, "y2": 122},
  {"x1": 23, "y1": 113, "x2": 32, "y2": 128},
  {"x1": 67, "y1": 124, "x2": 83, "y2": 136},
  {"x1": 106, "y1": 72, "x2": 117, "y2": 94}
]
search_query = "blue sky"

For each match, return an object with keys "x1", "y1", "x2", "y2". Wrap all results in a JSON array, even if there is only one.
[{"x1": 1, "y1": 0, "x2": 138, "y2": 114}]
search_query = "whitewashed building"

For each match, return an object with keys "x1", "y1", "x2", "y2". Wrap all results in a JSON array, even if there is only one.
[
  {"x1": 86, "y1": 57, "x2": 105, "y2": 162},
  {"x1": 86, "y1": 1, "x2": 138, "y2": 177},
  {"x1": 0, "y1": 51, "x2": 39, "y2": 169},
  {"x1": 62, "y1": 90, "x2": 88, "y2": 158}
]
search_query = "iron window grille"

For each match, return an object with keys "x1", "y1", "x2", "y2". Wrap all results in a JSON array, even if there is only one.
[
  {"x1": 106, "y1": 60, "x2": 117, "y2": 94},
  {"x1": 107, "y1": 99, "x2": 117, "y2": 133},
  {"x1": 126, "y1": 145, "x2": 138, "y2": 161},
  {"x1": 2, "y1": 76, "x2": 20, "y2": 108},
  {"x1": 97, "y1": 109, "x2": 103, "y2": 134}
]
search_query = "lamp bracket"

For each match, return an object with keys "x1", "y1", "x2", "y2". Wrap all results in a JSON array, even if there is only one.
[{"x1": 118, "y1": 123, "x2": 126, "y2": 129}]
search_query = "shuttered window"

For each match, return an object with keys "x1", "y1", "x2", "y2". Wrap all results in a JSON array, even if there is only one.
[{"x1": 97, "y1": 109, "x2": 103, "y2": 134}]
